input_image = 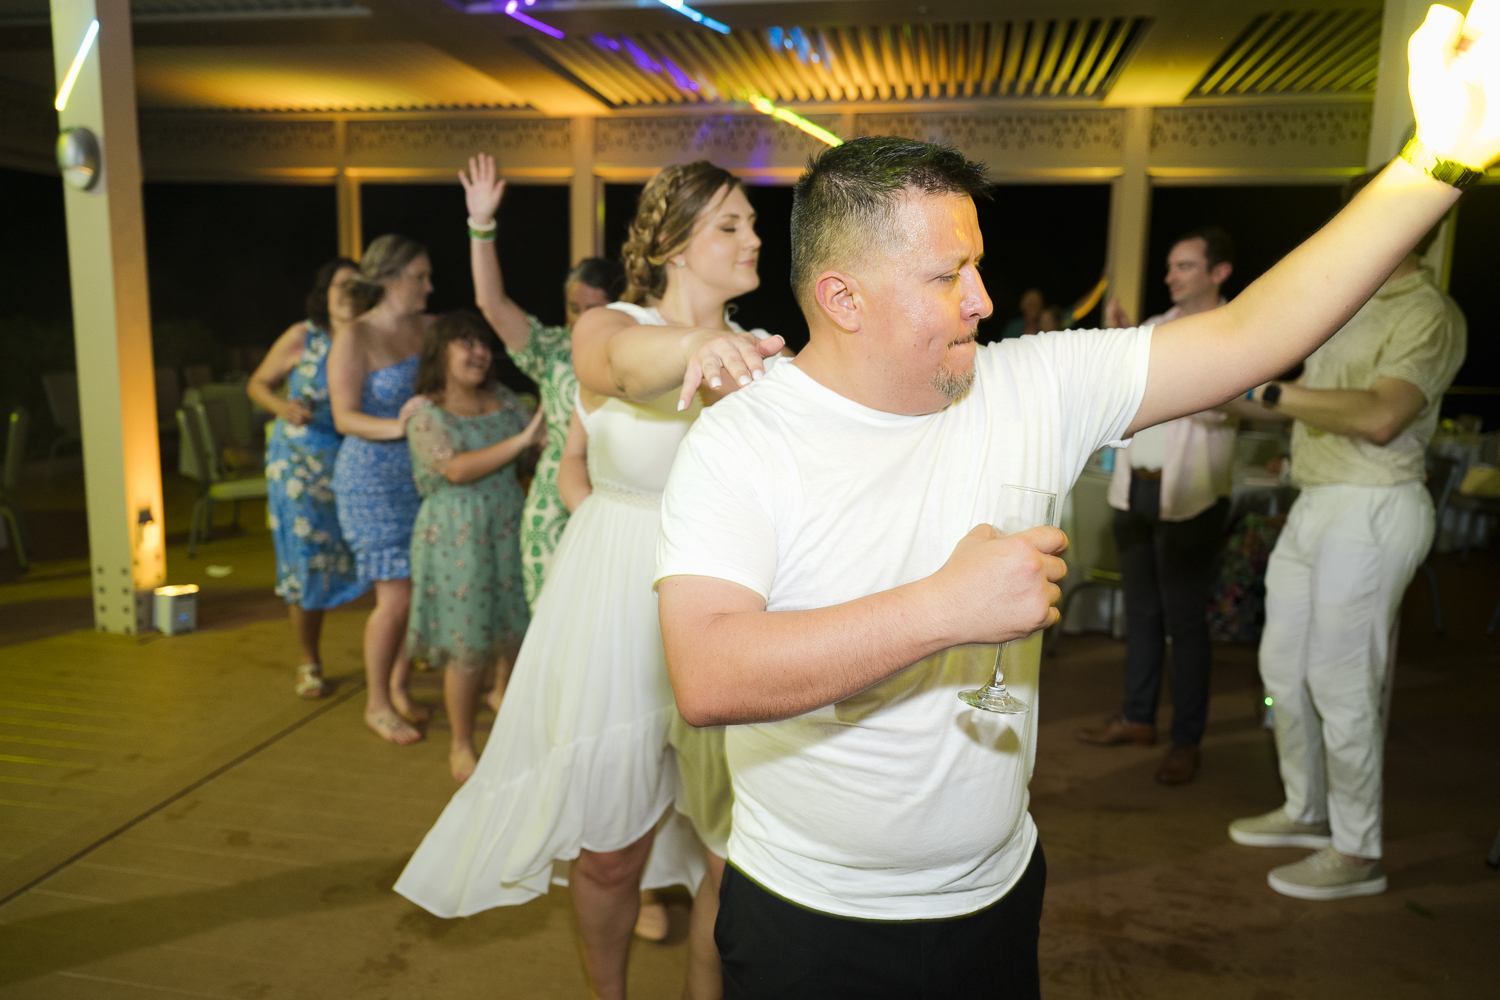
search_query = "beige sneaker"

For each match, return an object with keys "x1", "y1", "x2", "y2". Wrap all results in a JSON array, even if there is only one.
[
  {"x1": 1268, "y1": 846, "x2": 1386, "y2": 900},
  {"x1": 1228, "y1": 807, "x2": 1332, "y2": 848}
]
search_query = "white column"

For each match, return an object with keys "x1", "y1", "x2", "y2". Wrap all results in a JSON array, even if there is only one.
[
  {"x1": 570, "y1": 117, "x2": 599, "y2": 264},
  {"x1": 51, "y1": 0, "x2": 166, "y2": 633},
  {"x1": 1367, "y1": 0, "x2": 1430, "y2": 169},
  {"x1": 1369, "y1": 0, "x2": 1456, "y2": 288},
  {"x1": 337, "y1": 170, "x2": 362, "y2": 261},
  {"x1": 1106, "y1": 106, "x2": 1153, "y2": 324},
  {"x1": 334, "y1": 119, "x2": 361, "y2": 261}
]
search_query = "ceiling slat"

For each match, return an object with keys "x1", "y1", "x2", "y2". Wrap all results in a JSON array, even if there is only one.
[
  {"x1": 1274, "y1": 12, "x2": 1366, "y2": 91},
  {"x1": 1069, "y1": 21, "x2": 1108, "y2": 96},
  {"x1": 1237, "y1": 13, "x2": 1324, "y2": 93},
  {"x1": 1036, "y1": 21, "x2": 1068, "y2": 94},
  {"x1": 1083, "y1": 19, "x2": 1130, "y2": 95},
  {"x1": 897, "y1": 26, "x2": 918, "y2": 98},
  {"x1": 1193, "y1": 8, "x2": 1383, "y2": 98},
  {"x1": 879, "y1": 27, "x2": 903, "y2": 99},
  {"x1": 1000, "y1": 21, "x2": 1026, "y2": 95},
  {"x1": 1017, "y1": 22, "x2": 1047, "y2": 95},
  {"x1": 1051, "y1": 20, "x2": 1089, "y2": 96}
]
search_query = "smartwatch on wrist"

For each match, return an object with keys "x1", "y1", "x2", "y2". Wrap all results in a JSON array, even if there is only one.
[
  {"x1": 1400, "y1": 137, "x2": 1484, "y2": 192},
  {"x1": 1261, "y1": 383, "x2": 1283, "y2": 407}
]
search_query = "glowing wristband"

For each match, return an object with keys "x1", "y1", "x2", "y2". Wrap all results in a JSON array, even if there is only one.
[
  {"x1": 469, "y1": 227, "x2": 496, "y2": 242},
  {"x1": 1400, "y1": 137, "x2": 1483, "y2": 191}
]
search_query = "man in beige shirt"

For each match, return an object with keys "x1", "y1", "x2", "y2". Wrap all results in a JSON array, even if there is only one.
[{"x1": 1225, "y1": 171, "x2": 1467, "y2": 901}]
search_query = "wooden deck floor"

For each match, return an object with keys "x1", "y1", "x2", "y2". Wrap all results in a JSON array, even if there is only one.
[{"x1": 0, "y1": 480, "x2": 1496, "y2": 998}]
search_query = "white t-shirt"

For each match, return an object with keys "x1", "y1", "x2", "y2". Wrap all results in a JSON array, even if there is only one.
[{"x1": 654, "y1": 326, "x2": 1153, "y2": 920}]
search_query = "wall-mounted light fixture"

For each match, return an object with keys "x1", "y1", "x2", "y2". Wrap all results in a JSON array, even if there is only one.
[
  {"x1": 55, "y1": 18, "x2": 99, "y2": 112},
  {"x1": 56, "y1": 126, "x2": 102, "y2": 190}
]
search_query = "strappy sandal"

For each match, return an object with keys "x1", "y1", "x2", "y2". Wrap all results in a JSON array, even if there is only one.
[{"x1": 294, "y1": 664, "x2": 328, "y2": 700}]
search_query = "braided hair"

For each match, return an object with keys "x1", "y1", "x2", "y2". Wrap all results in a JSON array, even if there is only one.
[{"x1": 621, "y1": 162, "x2": 740, "y2": 304}]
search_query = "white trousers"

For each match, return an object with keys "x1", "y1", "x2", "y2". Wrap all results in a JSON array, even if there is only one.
[{"x1": 1258, "y1": 481, "x2": 1432, "y2": 859}]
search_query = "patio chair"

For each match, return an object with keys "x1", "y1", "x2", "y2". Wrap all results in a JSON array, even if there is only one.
[
  {"x1": 177, "y1": 403, "x2": 267, "y2": 558},
  {"x1": 40, "y1": 370, "x2": 82, "y2": 469},
  {"x1": 1, "y1": 406, "x2": 30, "y2": 571},
  {"x1": 1048, "y1": 466, "x2": 1123, "y2": 655},
  {"x1": 1419, "y1": 455, "x2": 1462, "y2": 632},
  {"x1": 183, "y1": 364, "x2": 213, "y2": 389},
  {"x1": 1445, "y1": 489, "x2": 1500, "y2": 563}
]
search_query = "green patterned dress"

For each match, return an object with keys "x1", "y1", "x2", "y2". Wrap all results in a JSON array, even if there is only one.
[
  {"x1": 406, "y1": 391, "x2": 531, "y2": 674},
  {"x1": 507, "y1": 315, "x2": 578, "y2": 610}
]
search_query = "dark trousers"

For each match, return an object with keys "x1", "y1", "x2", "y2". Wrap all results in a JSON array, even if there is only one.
[
  {"x1": 1114, "y1": 477, "x2": 1229, "y2": 748},
  {"x1": 717, "y1": 844, "x2": 1046, "y2": 1000}
]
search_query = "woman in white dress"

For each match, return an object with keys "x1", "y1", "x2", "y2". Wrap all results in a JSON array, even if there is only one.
[{"x1": 396, "y1": 161, "x2": 786, "y2": 1000}]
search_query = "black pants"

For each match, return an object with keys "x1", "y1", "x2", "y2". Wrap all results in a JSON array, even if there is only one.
[
  {"x1": 1114, "y1": 478, "x2": 1229, "y2": 748},
  {"x1": 717, "y1": 844, "x2": 1046, "y2": 1000}
]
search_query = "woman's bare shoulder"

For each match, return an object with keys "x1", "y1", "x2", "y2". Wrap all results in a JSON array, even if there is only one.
[{"x1": 573, "y1": 304, "x2": 636, "y2": 338}]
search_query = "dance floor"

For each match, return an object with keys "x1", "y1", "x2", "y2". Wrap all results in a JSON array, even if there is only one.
[{"x1": 0, "y1": 469, "x2": 1496, "y2": 998}]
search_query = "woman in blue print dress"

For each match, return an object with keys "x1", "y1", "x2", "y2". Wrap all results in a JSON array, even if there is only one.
[
  {"x1": 329, "y1": 234, "x2": 434, "y2": 746},
  {"x1": 248, "y1": 258, "x2": 371, "y2": 699}
]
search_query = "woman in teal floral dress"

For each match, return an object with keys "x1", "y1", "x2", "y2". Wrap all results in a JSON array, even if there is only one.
[
  {"x1": 248, "y1": 258, "x2": 371, "y2": 699},
  {"x1": 460, "y1": 153, "x2": 623, "y2": 610},
  {"x1": 407, "y1": 311, "x2": 546, "y2": 783}
]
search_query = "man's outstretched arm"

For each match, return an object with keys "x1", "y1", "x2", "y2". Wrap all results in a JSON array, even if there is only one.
[
  {"x1": 660, "y1": 525, "x2": 1067, "y2": 727},
  {"x1": 1128, "y1": 3, "x2": 1500, "y2": 436}
]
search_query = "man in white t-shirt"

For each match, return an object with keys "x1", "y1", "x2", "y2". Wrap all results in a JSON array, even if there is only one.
[{"x1": 653, "y1": 9, "x2": 1497, "y2": 995}]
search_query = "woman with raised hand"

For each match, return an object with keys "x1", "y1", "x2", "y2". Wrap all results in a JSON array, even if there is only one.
[
  {"x1": 459, "y1": 152, "x2": 624, "y2": 611},
  {"x1": 397, "y1": 161, "x2": 785, "y2": 1000},
  {"x1": 249, "y1": 258, "x2": 371, "y2": 699},
  {"x1": 405, "y1": 311, "x2": 546, "y2": 783},
  {"x1": 328, "y1": 234, "x2": 433, "y2": 747}
]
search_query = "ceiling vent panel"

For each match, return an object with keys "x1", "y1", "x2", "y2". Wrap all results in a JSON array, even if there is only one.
[
  {"x1": 529, "y1": 18, "x2": 1149, "y2": 109},
  {"x1": 1192, "y1": 9, "x2": 1383, "y2": 97}
]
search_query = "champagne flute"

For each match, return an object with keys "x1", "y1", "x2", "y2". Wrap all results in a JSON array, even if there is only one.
[{"x1": 958, "y1": 484, "x2": 1057, "y2": 715}]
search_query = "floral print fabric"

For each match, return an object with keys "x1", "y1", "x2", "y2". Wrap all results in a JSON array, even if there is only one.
[
  {"x1": 406, "y1": 389, "x2": 531, "y2": 674},
  {"x1": 265, "y1": 323, "x2": 367, "y2": 610},
  {"x1": 507, "y1": 315, "x2": 578, "y2": 610},
  {"x1": 331, "y1": 355, "x2": 422, "y2": 582}
]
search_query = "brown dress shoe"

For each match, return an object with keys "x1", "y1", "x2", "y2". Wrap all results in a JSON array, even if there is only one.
[
  {"x1": 1073, "y1": 714, "x2": 1156, "y2": 747},
  {"x1": 1155, "y1": 746, "x2": 1200, "y2": 785}
]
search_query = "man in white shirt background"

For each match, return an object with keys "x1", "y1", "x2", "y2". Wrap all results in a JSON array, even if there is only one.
[
  {"x1": 1075, "y1": 227, "x2": 1238, "y2": 786},
  {"x1": 1222, "y1": 170, "x2": 1467, "y2": 901},
  {"x1": 654, "y1": 6, "x2": 1497, "y2": 995}
]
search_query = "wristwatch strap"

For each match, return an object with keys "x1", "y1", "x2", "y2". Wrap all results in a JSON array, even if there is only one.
[{"x1": 1400, "y1": 136, "x2": 1484, "y2": 191}]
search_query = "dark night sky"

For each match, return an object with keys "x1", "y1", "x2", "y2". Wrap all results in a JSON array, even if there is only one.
[{"x1": 2, "y1": 165, "x2": 1495, "y2": 430}]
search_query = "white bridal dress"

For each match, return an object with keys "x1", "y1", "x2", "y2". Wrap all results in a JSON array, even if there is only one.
[{"x1": 396, "y1": 302, "x2": 764, "y2": 916}]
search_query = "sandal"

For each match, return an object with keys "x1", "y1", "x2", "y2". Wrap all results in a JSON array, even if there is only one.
[{"x1": 294, "y1": 664, "x2": 328, "y2": 700}]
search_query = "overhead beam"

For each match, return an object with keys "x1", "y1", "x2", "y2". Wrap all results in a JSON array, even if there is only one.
[{"x1": 1105, "y1": 7, "x2": 1259, "y2": 107}]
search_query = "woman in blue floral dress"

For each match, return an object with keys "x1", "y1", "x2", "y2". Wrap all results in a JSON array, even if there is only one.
[
  {"x1": 329, "y1": 235, "x2": 434, "y2": 746},
  {"x1": 248, "y1": 258, "x2": 370, "y2": 698},
  {"x1": 406, "y1": 311, "x2": 545, "y2": 782}
]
